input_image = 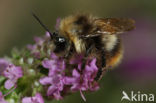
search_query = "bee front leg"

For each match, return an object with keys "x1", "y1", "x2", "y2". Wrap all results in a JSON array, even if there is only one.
[
  {"x1": 94, "y1": 50, "x2": 106, "y2": 81},
  {"x1": 64, "y1": 43, "x2": 74, "y2": 58},
  {"x1": 85, "y1": 45, "x2": 94, "y2": 57},
  {"x1": 80, "y1": 45, "x2": 95, "y2": 71}
]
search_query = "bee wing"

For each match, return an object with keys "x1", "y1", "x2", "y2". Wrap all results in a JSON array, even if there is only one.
[
  {"x1": 94, "y1": 18, "x2": 135, "y2": 34},
  {"x1": 81, "y1": 18, "x2": 135, "y2": 38}
]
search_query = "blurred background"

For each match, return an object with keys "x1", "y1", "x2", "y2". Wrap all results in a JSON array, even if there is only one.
[{"x1": 0, "y1": 0, "x2": 156, "y2": 103}]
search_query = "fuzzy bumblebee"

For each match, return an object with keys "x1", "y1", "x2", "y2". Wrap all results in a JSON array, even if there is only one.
[{"x1": 45, "y1": 13, "x2": 135, "y2": 80}]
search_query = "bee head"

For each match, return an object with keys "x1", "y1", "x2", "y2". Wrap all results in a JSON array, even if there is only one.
[
  {"x1": 52, "y1": 32, "x2": 68, "y2": 53},
  {"x1": 32, "y1": 13, "x2": 69, "y2": 53}
]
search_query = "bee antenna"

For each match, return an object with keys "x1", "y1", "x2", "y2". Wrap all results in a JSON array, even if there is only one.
[{"x1": 32, "y1": 12, "x2": 56, "y2": 39}]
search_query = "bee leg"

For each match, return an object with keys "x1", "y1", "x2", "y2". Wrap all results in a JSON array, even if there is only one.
[
  {"x1": 85, "y1": 45, "x2": 94, "y2": 56},
  {"x1": 64, "y1": 51, "x2": 70, "y2": 58},
  {"x1": 64, "y1": 43, "x2": 74, "y2": 58},
  {"x1": 80, "y1": 45, "x2": 94, "y2": 71},
  {"x1": 101, "y1": 50, "x2": 106, "y2": 67},
  {"x1": 94, "y1": 50, "x2": 106, "y2": 81}
]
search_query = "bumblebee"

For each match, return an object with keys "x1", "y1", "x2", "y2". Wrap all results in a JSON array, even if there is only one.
[{"x1": 32, "y1": 13, "x2": 135, "y2": 81}]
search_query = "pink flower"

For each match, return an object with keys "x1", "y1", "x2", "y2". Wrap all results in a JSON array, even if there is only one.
[
  {"x1": 69, "y1": 54, "x2": 84, "y2": 70},
  {"x1": 40, "y1": 75, "x2": 64, "y2": 100},
  {"x1": 0, "y1": 59, "x2": 10, "y2": 75},
  {"x1": 39, "y1": 52, "x2": 65, "y2": 100},
  {"x1": 45, "y1": 32, "x2": 51, "y2": 38},
  {"x1": 22, "y1": 93, "x2": 44, "y2": 103},
  {"x1": 42, "y1": 53, "x2": 65, "y2": 75},
  {"x1": 83, "y1": 58, "x2": 99, "y2": 91},
  {"x1": 55, "y1": 18, "x2": 61, "y2": 30},
  {"x1": 0, "y1": 92, "x2": 8, "y2": 103},
  {"x1": 65, "y1": 58, "x2": 99, "y2": 91},
  {"x1": 27, "y1": 44, "x2": 37, "y2": 51},
  {"x1": 27, "y1": 32, "x2": 51, "y2": 59},
  {"x1": 3, "y1": 64, "x2": 23, "y2": 90},
  {"x1": 34, "y1": 36, "x2": 44, "y2": 46},
  {"x1": 64, "y1": 58, "x2": 99, "y2": 101}
]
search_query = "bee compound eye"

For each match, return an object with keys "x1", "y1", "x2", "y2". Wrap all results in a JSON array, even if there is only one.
[
  {"x1": 54, "y1": 36, "x2": 67, "y2": 53},
  {"x1": 54, "y1": 36, "x2": 67, "y2": 45},
  {"x1": 58, "y1": 37, "x2": 65, "y2": 43}
]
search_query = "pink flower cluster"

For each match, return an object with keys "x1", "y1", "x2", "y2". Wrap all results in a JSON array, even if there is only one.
[
  {"x1": 0, "y1": 59, "x2": 23, "y2": 102},
  {"x1": 27, "y1": 32, "x2": 50, "y2": 58},
  {"x1": 0, "y1": 58, "x2": 44, "y2": 103},
  {"x1": 0, "y1": 92, "x2": 8, "y2": 103},
  {"x1": 3, "y1": 64, "x2": 23, "y2": 90},
  {"x1": 39, "y1": 53, "x2": 66, "y2": 100},
  {"x1": 64, "y1": 58, "x2": 99, "y2": 101},
  {"x1": 39, "y1": 53, "x2": 99, "y2": 101},
  {"x1": 0, "y1": 31, "x2": 100, "y2": 102},
  {"x1": 22, "y1": 93, "x2": 44, "y2": 103},
  {"x1": 0, "y1": 59, "x2": 23, "y2": 90}
]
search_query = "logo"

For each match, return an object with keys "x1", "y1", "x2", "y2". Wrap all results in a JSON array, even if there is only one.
[{"x1": 121, "y1": 91, "x2": 155, "y2": 102}]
